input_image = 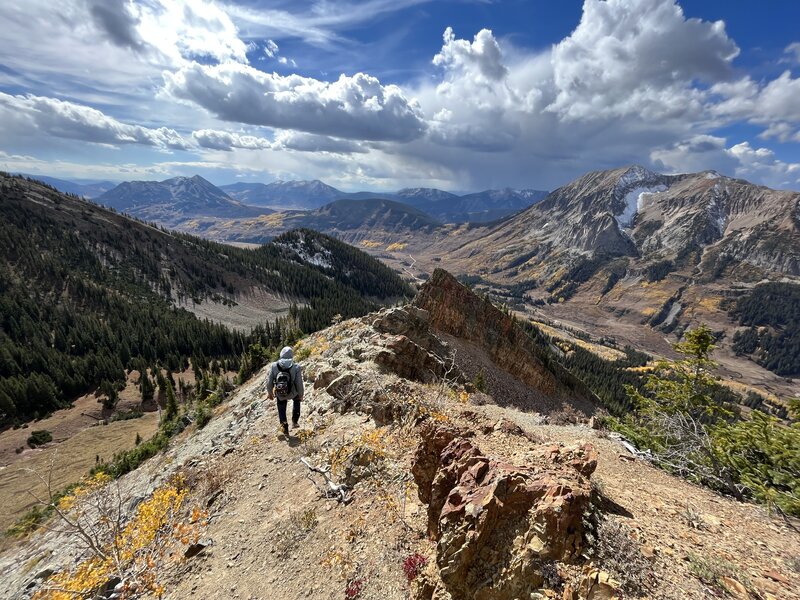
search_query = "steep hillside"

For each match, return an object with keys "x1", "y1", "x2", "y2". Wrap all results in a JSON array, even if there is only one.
[
  {"x1": 97, "y1": 175, "x2": 271, "y2": 226},
  {"x1": 3, "y1": 270, "x2": 797, "y2": 600},
  {"x1": 0, "y1": 174, "x2": 410, "y2": 425},
  {"x1": 270, "y1": 229, "x2": 415, "y2": 300}
]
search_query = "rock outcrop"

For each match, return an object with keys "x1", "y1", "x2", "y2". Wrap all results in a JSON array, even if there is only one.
[
  {"x1": 414, "y1": 269, "x2": 598, "y2": 413},
  {"x1": 413, "y1": 423, "x2": 597, "y2": 600}
]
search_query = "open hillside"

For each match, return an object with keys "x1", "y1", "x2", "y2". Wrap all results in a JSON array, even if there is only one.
[
  {"x1": 0, "y1": 174, "x2": 412, "y2": 426},
  {"x1": 2, "y1": 269, "x2": 797, "y2": 600}
]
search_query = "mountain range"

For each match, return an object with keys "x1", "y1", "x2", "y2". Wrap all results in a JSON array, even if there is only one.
[
  {"x1": 185, "y1": 164, "x2": 799, "y2": 390},
  {"x1": 85, "y1": 176, "x2": 548, "y2": 226}
]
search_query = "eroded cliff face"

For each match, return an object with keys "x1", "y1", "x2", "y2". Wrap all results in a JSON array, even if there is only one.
[{"x1": 413, "y1": 269, "x2": 598, "y2": 414}]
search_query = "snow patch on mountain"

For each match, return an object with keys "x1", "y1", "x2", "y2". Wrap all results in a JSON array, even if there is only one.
[
  {"x1": 616, "y1": 185, "x2": 667, "y2": 228},
  {"x1": 275, "y1": 231, "x2": 334, "y2": 270}
]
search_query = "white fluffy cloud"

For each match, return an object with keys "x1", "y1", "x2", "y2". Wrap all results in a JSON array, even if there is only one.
[
  {"x1": 192, "y1": 129, "x2": 366, "y2": 154},
  {"x1": 652, "y1": 136, "x2": 800, "y2": 188},
  {"x1": 433, "y1": 27, "x2": 508, "y2": 83},
  {"x1": 712, "y1": 72, "x2": 800, "y2": 142},
  {"x1": 192, "y1": 129, "x2": 271, "y2": 151},
  {"x1": 547, "y1": 0, "x2": 738, "y2": 121},
  {"x1": 0, "y1": 93, "x2": 190, "y2": 150},
  {"x1": 164, "y1": 62, "x2": 427, "y2": 142}
]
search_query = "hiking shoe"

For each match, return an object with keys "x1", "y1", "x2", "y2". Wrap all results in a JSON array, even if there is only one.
[
  {"x1": 281, "y1": 422, "x2": 289, "y2": 436},
  {"x1": 291, "y1": 420, "x2": 299, "y2": 429}
]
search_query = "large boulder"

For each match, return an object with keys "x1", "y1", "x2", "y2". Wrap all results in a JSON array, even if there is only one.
[{"x1": 413, "y1": 424, "x2": 597, "y2": 600}]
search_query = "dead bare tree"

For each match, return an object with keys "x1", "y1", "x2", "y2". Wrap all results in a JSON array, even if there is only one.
[{"x1": 300, "y1": 457, "x2": 351, "y2": 504}]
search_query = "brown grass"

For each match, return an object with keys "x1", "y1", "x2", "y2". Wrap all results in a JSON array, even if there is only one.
[{"x1": 0, "y1": 412, "x2": 159, "y2": 533}]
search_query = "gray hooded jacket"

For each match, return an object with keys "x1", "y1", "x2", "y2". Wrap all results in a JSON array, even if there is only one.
[{"x1": 266, "y1": 346, "x2": 304, "y2": 401}]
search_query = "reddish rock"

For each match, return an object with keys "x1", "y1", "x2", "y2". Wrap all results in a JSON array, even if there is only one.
[{"x1": 413, "y1": 424, "x2": 597, "y2": 600}]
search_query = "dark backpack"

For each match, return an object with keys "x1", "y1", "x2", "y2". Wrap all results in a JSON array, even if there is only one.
[{"x1": 274, "y1": 364, "x2": 293, "y2": 396}]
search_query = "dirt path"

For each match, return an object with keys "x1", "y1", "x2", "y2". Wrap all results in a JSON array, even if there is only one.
[{"x1": 166, "y1": 404, "x2": 420, "y2": 600}]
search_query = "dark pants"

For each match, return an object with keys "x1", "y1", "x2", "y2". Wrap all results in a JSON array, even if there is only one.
[{"x1": 276, "y1": 397, "x2": 301, "y2": 425}]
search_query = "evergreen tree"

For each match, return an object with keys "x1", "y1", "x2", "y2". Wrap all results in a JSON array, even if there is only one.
[{"x1": 163, "y1": 380, "x2": 178, "y2": 422}]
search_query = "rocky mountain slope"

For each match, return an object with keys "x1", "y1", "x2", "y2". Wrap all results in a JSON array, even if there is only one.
[
  {"x1": 97, "y1": 175, "x2": 271, "y2": 226},
  {"x1": 3, "y1": 270, "x2": 797, "y2": 600},
  {"x1": 451, "y1": 165, "x2": 800, "y2": 279}
]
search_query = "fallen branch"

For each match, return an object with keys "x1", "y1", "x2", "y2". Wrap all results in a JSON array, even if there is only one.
[{"x1": 299, "y1": 457, "x2": 351, "y2": 504}]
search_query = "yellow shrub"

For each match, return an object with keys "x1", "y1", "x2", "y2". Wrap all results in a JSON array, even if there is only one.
[
  {"x1": 36, "y1": 477, "x2": 204, "y2": 600},
  {"x1": 386, "y1": 242, "x2": 408, "y2": 252}
]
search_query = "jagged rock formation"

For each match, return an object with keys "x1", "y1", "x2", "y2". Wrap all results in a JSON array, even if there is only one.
[
  {"x1": 414, "y1": 269, "x2": 598, "y2": 413},
  {"x1": 412, "y1": 422, "x2": 597, "y2": 600}
]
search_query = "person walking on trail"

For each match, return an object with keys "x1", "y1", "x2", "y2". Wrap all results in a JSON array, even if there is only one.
[{"x1": 266, "y1": 346, "x2": 304, "y2": 436}]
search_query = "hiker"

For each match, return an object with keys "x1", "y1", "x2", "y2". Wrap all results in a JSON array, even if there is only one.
[{"x1": 266, "y1": 346, "x2": 304, "y2": 436}]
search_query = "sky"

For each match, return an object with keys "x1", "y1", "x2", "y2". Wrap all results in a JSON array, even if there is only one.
[{"x1": 1, "y1": 0, "x2": 799, "y2": 192}]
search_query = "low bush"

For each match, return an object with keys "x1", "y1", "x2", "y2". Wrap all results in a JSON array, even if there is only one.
[{"x1": 26, "y1": 430, "x2": 52, "y2": 448}]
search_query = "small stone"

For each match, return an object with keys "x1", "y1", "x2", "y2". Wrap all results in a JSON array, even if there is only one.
[
  {"x1": 762, "y1": 569, "x2": 789, "y2": 584},
  {"x1": 719, "y1": 577, "x2": 748, "y2": 599}
]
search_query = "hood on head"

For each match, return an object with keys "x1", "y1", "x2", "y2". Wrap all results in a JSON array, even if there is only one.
[{"x1": 279, "y1": 346, "x2": 294, "y2": 369}]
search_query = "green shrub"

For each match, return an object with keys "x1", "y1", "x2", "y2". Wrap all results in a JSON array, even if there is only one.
[
  {"x1": 195, "y1": 402, "x2": 212, "y2": 429},
  {"x1": 618, "y1": 325, "x2": 800, "y2": 515},
  {"x1": 26, "y1": 429, "x2": 52, "y2": 448}
]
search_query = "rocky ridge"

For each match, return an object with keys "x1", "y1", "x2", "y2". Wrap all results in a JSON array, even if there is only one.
[{"x1": 1, "y1": 271, "x2": 798, "y2": 600}]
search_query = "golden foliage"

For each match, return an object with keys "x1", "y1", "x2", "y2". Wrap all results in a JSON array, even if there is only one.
[
  {"x1": 56, "y1": 472, "x2": 112, "y2": 513},
  {"x1": 35, "y1": 477, "x2": 206, "y2": 600},
  {"x1": 360, "y1": 240, "x2": 382, "y2": 248},
  {"x1": 385, "y1": 242, "x2": 408, "y2": 252}
]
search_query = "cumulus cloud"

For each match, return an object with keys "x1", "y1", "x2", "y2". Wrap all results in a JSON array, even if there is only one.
[
  {"x1": 547, "y1": 0, "x2": 739, "y2": 121},
  {"x1": 727, "y1": 141, "x2": 800, "y2": 187},
  {"x1": 712, "y1": 71, "x2": 800, "y2": 142},
  {"x1": 163, "y1": 62, "x2": 427, "y2": 142},
  {"x1": 192, "y1": 129, "x2": 271, "y2": 151},
  {"x1": 0, "y1": 93, "x2": 190, "y2": 150},
  {"x1": 650, "y1": 135, "x2": 739, "y2": 174},
  {"x1": 652, "y1": 136, "x2": 800, "y2": 188},
  {"x1": 433, "y1": 27, "x2": 508, "y2": 83}
]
